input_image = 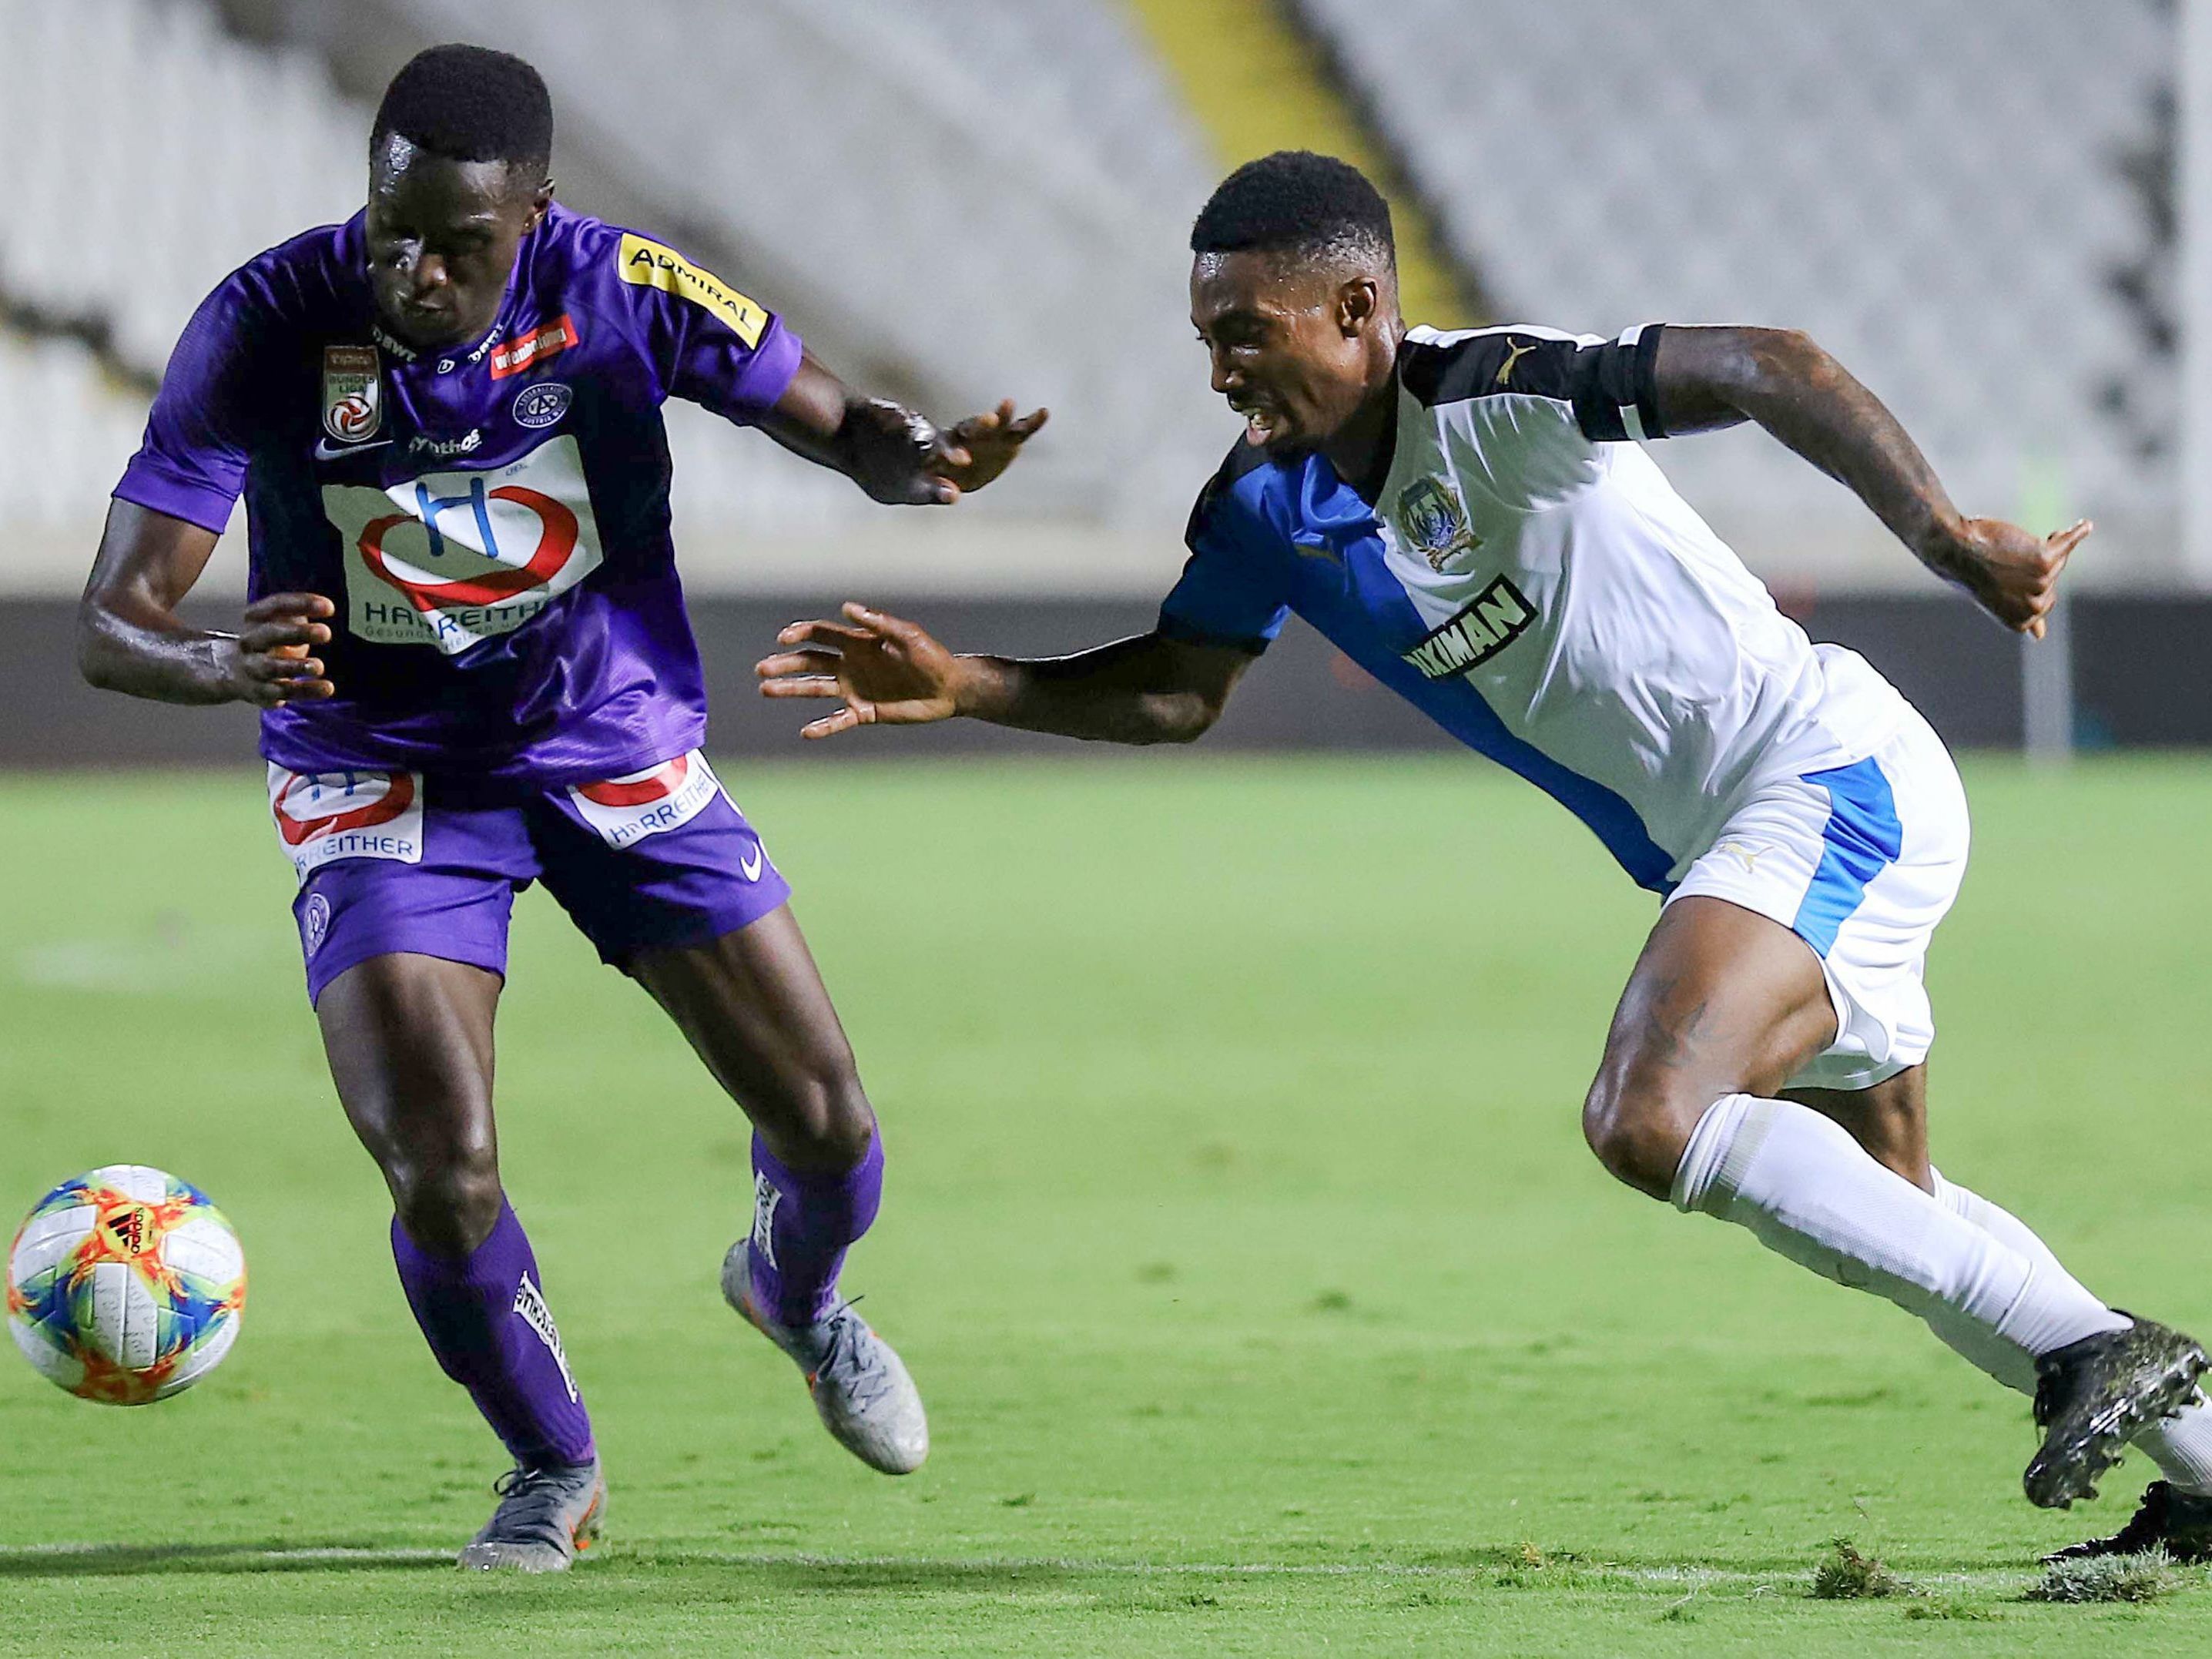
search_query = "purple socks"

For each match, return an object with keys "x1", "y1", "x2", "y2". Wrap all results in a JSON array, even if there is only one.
[
  {"x1": 392, "y1": 1199, "x2": 595, "y2": 1469},
  {"x1": 390, "y1": 1140, "x2": 878, "y2": 1463},
  {"x1": 749, "y1": 1131, "x2": 883, "y2": 1328}
]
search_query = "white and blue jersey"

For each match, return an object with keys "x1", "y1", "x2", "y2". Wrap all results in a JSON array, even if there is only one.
[
  {"x1": 1166, "y1": 322, "x2": 1969, "y2": 1087},
  {"x1": 1164, "y1": 323, "x2": 1915, "y2": 894}
]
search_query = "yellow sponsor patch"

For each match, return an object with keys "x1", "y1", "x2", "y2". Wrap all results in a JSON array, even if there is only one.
[{"x1": 618, "y1": 233, "x2": 768, "y2": 347}]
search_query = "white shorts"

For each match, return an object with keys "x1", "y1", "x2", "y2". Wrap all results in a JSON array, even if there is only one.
[{"x1": 1665, "y1": 705, "x2": 1970, "y2": 1092}]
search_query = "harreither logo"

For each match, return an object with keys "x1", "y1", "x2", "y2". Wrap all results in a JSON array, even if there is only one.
[
  {"x1": 320, "y1": 434, "x2": 604, "y2": 655},
  {"x1": 266, "y1": 766, "x2": 425, "y2": 880},
  {"x1": 567, "y1": 749, "x2": 725, "y2": 850}
]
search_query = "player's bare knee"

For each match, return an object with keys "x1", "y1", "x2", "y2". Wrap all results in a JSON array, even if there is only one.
[
  {"x1": 390, "y1": 1153, "x2": 504, "y2": 1256},
  {"x1": 759, "y1": 1064, "x2": 876, "y2": 1171},
  {"x1": 1580, "y1": 1074, "x2": 1699, "y2": 1200}
]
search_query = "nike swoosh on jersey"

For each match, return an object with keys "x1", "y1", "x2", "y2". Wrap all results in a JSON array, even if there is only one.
[
  {"x1": 739, "y1": 841, "x2": 765, "y2": 882},
  {"x1": 314, "y1": 437, "x2": 394, "y2": 461}
]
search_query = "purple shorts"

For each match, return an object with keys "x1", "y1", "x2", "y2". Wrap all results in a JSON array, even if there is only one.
[{"x1": 266, "y1": 749, "x2": 790, "y2": 1004}]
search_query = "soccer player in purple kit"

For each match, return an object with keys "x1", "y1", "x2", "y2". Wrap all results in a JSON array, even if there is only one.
[{"x1": 77, "y1": 45, "x2": 1044, "y2": 1570}]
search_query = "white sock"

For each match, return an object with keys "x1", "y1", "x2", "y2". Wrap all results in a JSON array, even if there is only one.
[
  {"x1": 1934, "y1": 1170, "x2": 2212, "y2": 1497},
  {"x1": 1672, "y1": 1095, "x2": 2126, "y2": 1389}
]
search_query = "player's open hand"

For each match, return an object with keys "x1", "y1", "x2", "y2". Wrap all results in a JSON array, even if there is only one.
[
  {"x1": 1926, "y1": 517, "x2": 2090, "y2": 639},
  {"x1": 221, "y1": 592, "x2": 336, "y2": 705},
  {"x1": 756, "y1": 603, "x2": 961, "y2": 738},
  {"x1": 840, "y1": 397, "x2": 1047, "y2": 505},
  {"x1": 934, "y1": 401, "x2": 1049, "y2": 494}
]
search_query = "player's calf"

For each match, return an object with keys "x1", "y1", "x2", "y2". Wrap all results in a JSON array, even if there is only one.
[
  {"x1": 393, "y1": 1200, "x2": 598, "y2": 1511},
  {"x1": 720, "y1": 1128, "x2": 928, "y2": 1474}
]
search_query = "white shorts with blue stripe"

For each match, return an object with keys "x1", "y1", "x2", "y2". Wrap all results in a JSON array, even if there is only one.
[{"x1": 1664, "y1": 705, "x2": 1970, "y2": 1092}]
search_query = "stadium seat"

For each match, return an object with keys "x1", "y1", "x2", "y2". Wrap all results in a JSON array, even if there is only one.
[{"x1": 1297, "y1": 0, "x2": 2173, "y2": 580}]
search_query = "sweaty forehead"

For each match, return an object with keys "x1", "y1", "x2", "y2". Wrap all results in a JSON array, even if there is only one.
[
  {"x1": 370, "y1": 136, "x2": 535, "y2": 219},
  {"x1": 1190, "y1": 250, "x2": 1338, "y2": 327}
]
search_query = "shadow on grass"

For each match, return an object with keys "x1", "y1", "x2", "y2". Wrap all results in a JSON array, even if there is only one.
[
  {"x1": 0, "y1": 1543, "x2": 450, "y2": 1577},
  {"x1": 0, "y1": 1539, "x2": 2039, "y2": 1594}
]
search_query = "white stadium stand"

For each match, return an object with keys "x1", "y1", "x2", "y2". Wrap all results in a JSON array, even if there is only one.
[
  {"x1": 0, "y1": 0, "x2": 2187, "y2": 597},
  {"x1": 0, "y1": 0, "x2": 362, "y2": 378},
  {"x1": 0, "y1": 327, "x2": 156, "y2": 549},
  {"x1": 1299, "y1": 0, "x2": 2176, "y2": 587}
]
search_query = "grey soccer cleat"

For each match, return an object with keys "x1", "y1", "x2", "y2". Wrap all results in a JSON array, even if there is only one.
[
  {"x1": 2025, "y1": 1317, "x2": 2208, "y2": 1510},
  {"x1": 721, "y1": 1242, "x2": 929, "y2": 1475},
  {"x1": 457, "y1": 1459, "x2": 606, "y2": 1571}
]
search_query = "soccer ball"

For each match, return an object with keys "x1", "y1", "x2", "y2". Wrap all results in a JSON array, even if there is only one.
[{"x1": 6, "y1": 1166, "x2": 247, "y2": 1404}]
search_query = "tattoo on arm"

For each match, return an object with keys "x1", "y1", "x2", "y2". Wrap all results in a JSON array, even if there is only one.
[{"x1": 1653, "y1": 326, "x2": 1961, "y2": 566}]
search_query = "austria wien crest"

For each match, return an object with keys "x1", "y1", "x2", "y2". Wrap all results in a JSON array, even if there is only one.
[
  {"x1": 1396, "y1": 476, "x2": 1480, "y2": 571},
  {"x1": 321, "y1": 345, "x2": 382, "y2": 444}
]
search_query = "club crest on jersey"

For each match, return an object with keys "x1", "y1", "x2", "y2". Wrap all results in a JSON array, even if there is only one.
[
  {"x1": 1401, "y1": 576, "x2": 1536, "y2": 680},
  {"x1": 320, "y1": 345, "x2": 382, "y2": 444},
  {"x1": 566, "y1": 749, "x2": 724, "y2": 849},
  {"x1": 512, "y1": 381, "x2": 572, "y2": 430},
  {"x1": 1396, "y1": 478, "x2": 1480, "y2": 572},
  {"x1": 266, "y1": 764, "x2": 424, "y2": 880},
  {"x1": 320, "y1": 434, "x2": 605, "y2": 654}
]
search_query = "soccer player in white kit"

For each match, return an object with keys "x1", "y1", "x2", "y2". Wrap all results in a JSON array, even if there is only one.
[{"x1": 756, "y1": 152, "x2": 2211, "y2": 1557}]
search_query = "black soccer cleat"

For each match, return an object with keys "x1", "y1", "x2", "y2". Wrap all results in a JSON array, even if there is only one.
[
  {"x1": 2045, "y1": 1481, "x2": 2212, "y2": 1565},
  {"x1": 2024, "y1": 1317, "x2": 2209, "y2": 1510}
]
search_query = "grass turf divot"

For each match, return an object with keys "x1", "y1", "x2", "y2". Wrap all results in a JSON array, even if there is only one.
[
  {"x1": 1809, "y1": 1538, "x2": 1912, "y2": 1600},
  {"x1": 2026, "y1": 1547, "x2": 2184, "y2": 1604}
]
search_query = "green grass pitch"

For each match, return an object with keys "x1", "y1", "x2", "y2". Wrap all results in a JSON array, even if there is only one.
[{"x1": 3, "y1": 754, "x2": 2210, "y2": 1654}]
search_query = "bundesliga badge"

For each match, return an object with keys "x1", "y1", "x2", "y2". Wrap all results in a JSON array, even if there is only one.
[
  {"x1": 1397, "y1": 476, "x2": 1481, "y2": 572},
  {"x1": 321, "y1": 345, "x2": 382, "y2": 444}
]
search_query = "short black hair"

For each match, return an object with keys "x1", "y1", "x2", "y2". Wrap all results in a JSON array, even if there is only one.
[
  {"x1": 1190, "y1": 151, "x2": 1395, "y2": 270},
  {"x1": 371, "y1": 45, "x2": 553, "y2": 176}
]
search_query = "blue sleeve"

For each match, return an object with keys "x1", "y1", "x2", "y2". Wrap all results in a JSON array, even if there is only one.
[
  {"x1": 608, "y1": 228, "x2": 803, "y2": 421},
  {"x1": 1157, "y1": 467, "x2": 1292, "y2": 655},
  {"x1": 112, "y1": 274, "x2": 270, "y2": 534}
]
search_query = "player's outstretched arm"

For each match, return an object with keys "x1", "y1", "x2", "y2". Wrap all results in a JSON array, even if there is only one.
[
  {"x1": 1649, "y1": 326, "x2": 2087, "y2": 638},
  {"x1": 79, "y1": 500, "x2": 335, "y2": 706},
  {"x1": 756, "y1": 603, "x2": 1251, "y2": 743},
  {"x1": 759, "y1": 350, "x2": 1047, "y2": 507}
]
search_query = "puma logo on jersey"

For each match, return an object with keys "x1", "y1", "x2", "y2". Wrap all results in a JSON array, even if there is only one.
[
  {"x1": 1401, "y1": 576, "x2": 1536, "y2": 679},
  {"x1": 1714, "y1": 839, "x2": 1769, "y2": 874},
  {"x1": 1495, "y1": 338, "x2": 1538, "y2": 387}
]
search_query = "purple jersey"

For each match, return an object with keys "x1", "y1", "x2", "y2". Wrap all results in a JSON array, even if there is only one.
[{"x1": 114, "y1": 203, "x2": 802, "y2": 783}]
